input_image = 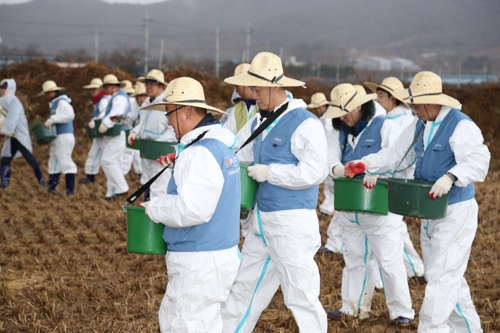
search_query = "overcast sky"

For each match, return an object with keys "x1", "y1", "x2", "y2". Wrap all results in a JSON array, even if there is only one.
[{"x1": 0, "y1": 0, "x2": 499, "y2": 63}]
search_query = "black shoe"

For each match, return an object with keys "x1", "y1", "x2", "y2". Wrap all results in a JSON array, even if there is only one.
[
  {"x1": 327, "y1": 310, "x2": 345, "y2": 320},
  {"x1": 47, "y1": 174, "x2": 60, "y2": 194},
  {"x1": 409, "y1": 275, "x2": 427, "y2": 285},
  {"x1": 65, "y1": 173, "x2": 75, "y2": 196},
  {"x1": 78, "y1": 174, "x2": 95, "y2": 184},
  {"x1": 0, "y1": 165, "x2": 10, "y2": 188},
  {"x1": 395, "y1": 316, "x2": 411, "y2": 328},
  {"x1": 32, "y1": 164, "x2": 45, "y2": 186}
]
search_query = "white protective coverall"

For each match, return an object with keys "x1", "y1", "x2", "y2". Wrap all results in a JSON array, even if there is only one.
[
  {"x1": 364, "y1": 106, "x2": 489, "y2": 333},
  {"x1": 328, "y1": 115, "x2": 415, "y2": 320},
  {"x1": 84, "y1": 95, "x2": 108, "y2": 176},
  {"x1": 121, "y1": 96, "x2": 142, "y2": 175},
  {"x1": 145, "y1": 123, "x2": 241, "y2": 333},
  {"x1": 132, "y1": 94, "x2": 176, "y2": 197},
  {"x1": 220, "y1": 88, "x2": 241, "y2": 125},
  {"x1": 221, "y1": 98, "x2": 329, "y2": 333},
  {"x1": 47, "y1": 94, "x2": 77, "y2": 175},
  {"x1": 96, "y1": 91, "x2": 129, "y2": 197},
  {"x1": 319, "y1": 116, "x2": 335, "y2": 216},
  {"x1": 0, "y1": 79, "x2": 32, "y2": 159}
]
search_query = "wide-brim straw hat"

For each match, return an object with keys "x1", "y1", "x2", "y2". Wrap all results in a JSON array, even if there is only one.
[
  {"x1": 120, "y1": 80, "x2": 135, "y2": 94},
  {"x1": 224, "y1": 52, "x2": 305, "y2": 87},
  {"x1": 353, "y1": 84, "x2": 367, "y2": 96},
  {"x1": 392, "y1": 71, "x2": 460, "y2": 107},
  {"x1": 83, "y1": 78, "x2": 103, "y2": 89},
  {"x1": 38, "y1": 80, "x2": 65, "y2": 96},
  {"x1": 364, "y1": 77, "x2": 409, "y2": 108},
  {"x1": 138, "y1": 69, "x2": 168, "y2": 86},
  {"x1": 321, "y1": 83, "x2": 376, "y2": 119},
  {"x1": 141, "y1": 77, "x2": 226, "y2": 114},
  {"x1": 131, "y1": 82, "x2": 146, "y2": 97},
  {"x1": 307, "y1": 92, "x2": 329, "y2": 109},
  {"x1": 222, "y1": 63, "x2": 250, "y2": 86},
  {"x1": 102, "y1": 74, "x2": 121, "y2": 86}
]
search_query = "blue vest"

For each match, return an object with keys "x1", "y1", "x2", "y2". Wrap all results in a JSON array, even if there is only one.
[
  {"x1": 105, "y1": 90, "x2": 131, "y2": 131},
  {"x1": 92, "y1": 95, "x2": 106, "y2": 118},
  {"x1": 49, "y1": 97, "x2": 74, "y2": 135},
  {"x1": 252, "y1": 108, "x2": 318, "y2": 212},
  {"x1": 340, "y1": 116, "x2": 386, "y2": 179},
  {"x1": 162, "y1": 138, "x2": 241, "y2": 252},
  {"x1": 414, "y1": 108, "x2": 475, "y2": 205}
]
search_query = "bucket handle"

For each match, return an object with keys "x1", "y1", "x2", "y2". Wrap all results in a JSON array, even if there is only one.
[{"x1": 390, "y1": 121, "x2": 424, "y2": 178}]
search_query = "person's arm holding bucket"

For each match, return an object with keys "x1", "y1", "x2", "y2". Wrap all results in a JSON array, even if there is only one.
[
  {"x1": 47, "y1": 98, "x2": 74, "y2": 126},
  {"x1": 266, "y1": 117, "x2": 328, "y2": 190},
  {"x1": 145, "y1": 145, "x2": 224, "y2": 228}
]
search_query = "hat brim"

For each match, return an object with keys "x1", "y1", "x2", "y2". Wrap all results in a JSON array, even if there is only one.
[
  {"x1": 138, "y1": 76, "x2": 168, "y2": 86},
  {"x1": 101, "y1": 81, "x2": 121, "y2": 87},
  {"x1": 392, "y1": 90, "x2": 460, "y2": 108},
  {"x1": 83, "y1": 84, "x2": 101, "y2": 89},
  {"x1": 224, "y1": 73, "x2": 305, "y2": 87},
  {"x1": 364, "y1": 82, "x2": 409, "y2": 108},
  {"x1": 122, "y1": 88, "x2": 135, "y2": 94},
  {"x1": 131, "y1": 92, "x2": 147, "y2": 97},
  {"x1": 37, "y1": 87, "x2": 64, "y2": 97},
  {"x1": 321, "y1": 93, "x2": 376, "y2": 119},
  {"x1": 307, "y1": 100, "x2": 329, "y2": 109},
  {"x1": 141, "y1": 101, "x2": 227, "y2": 115}
]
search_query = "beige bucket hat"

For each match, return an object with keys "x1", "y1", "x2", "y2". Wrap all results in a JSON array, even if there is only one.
[
  {"x1": 224, "y1": 52, "x2": 305, "y2": 87},
  {"x1": 307, "y1": 92, "x2": 329, "y2": 109},
  {"x1": 321, "y1": 83, "x2": 376, "y2": 119},
  {"x1": 141, "y1": 77, "x2": 226, "y2": 114},
  {"x1": 222, "y1": 63, "x2": 251, "y2": 86},
  {"x1": 83, "y1": 78, "x2": 103, "y2": 89},
  {"x1": 38, "y1": 80, "x2": 65, "y2": 96},
  {"x1": 392, "y1": 71, "x2": 460, "y2": 107},
  {"x1": 131, "y1": 82, "x2": 146, "y2": 97},
  {"x1": 353, "y1": 84, "x2": 367, "y2": 96},
  {"x1": 120, "y1": 80, "x2": 135, "y2": 94},
  {"x1": 102, "y1": 74, "x2": 121, "y2": 86},
  {"x1": 364, "y1": 76, "x2": 404, "y2": 94},
  {"x1": 138, "y1": 69, "x2": 168, "y2": 86}
]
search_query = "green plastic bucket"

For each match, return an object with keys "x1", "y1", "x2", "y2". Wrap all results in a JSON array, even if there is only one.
[
  {"x1": 139, "y1": 139, "x2": 176, "y2": 159},
  {"x1": 334, "y1": 178, "x2": 388, "y2": 215},
  {"x1": 32, "y1": 123, "x2": 57, "y2": 145},
  {"x1": 86, "y1": 119, "x2": 122, "y2": 138},
  {"x1": 124, "y1": 205, "x2": 167, "y2": 255},
  {"x1": 240, "y1": 164, "x2": 258, "y2": 210},
  {"x1": 125, "y1": 129, "x2": 140, "y2": 150},
  {"x1": 387, "y1": 178, "x2": 449, "y2": 219}
]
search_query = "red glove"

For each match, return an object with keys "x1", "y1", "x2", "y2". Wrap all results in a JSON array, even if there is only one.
[
  {"x1": 157, "y1": 153, "x2": 176, "y2": 167},
  {"x1": 345, "y1": 160, "x2": 367, "y2": 178}
]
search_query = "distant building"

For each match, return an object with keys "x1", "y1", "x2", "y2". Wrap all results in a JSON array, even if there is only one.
[
  {"x1": 285, "y1": 56, "x2": 305, "y2": 67},
  {"x1": 404, "y1": 73, "x2": 498, "y2": 85},
  {"x1": 352, "y1": 56, "x2": 420, "y2": 72}
]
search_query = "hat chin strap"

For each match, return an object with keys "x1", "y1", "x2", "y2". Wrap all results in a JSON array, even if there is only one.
[
  {"x1": 248, "y1": 70, "x2": 284, "y2": 85},
  {"x1": 331, "y1": 91, "x2": 358, "y2": 112},
  {"x1": 405, "y1": 87, "x2": 443, "y2": 103}
]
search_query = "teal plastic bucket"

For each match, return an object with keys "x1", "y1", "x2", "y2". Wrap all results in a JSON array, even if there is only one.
[
  {"x1": 334, "y1": 178, "x2": 388, "y2": 215},
  {"x1": 387, "y1": 178, "x2": 449, "y2": 219},
  {"x1": 139, "y1": 139, "x2": 176, "y2": 159},
  {"x1": 240, "y1": 164, "x2": 258, "y2": 210},
  {"x1": 123, "y1": 206, "x2": 167, "y2": 255},
  {"x1": 86, "y1": 119, "x2": 122, "y2": 138},
  {"x1": 32, "y1": 123, "x2": 57, "y2": 145}
]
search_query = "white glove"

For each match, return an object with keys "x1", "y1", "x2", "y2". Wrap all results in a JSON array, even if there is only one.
[
  {"x1": 332, "y1": 165, "x2": 345, "y2": 178},
  {"x1": 98, "y1": 122, "x2": 108, "y2": 134},
  {"x1": 128, "y1": 131, "x2": 138, "y2": 146},
  {"x1": 429, "y1": 174, "x2": 454, "y2": 199},
  {"x1": 247, "y1": 164, "x2": 270, "y2": 183},
  {"x1": 363, "y1": 173, "x2": 379, "y2": 189},
  {"x1": 88, "y1": 119, "x2": 95, "y2": 129},
  {"x1": 44, "y1": 118, "x2": 54, "y2": 129}
]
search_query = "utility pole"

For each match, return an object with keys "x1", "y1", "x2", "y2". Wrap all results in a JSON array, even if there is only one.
[
  {"x1": 215, "y1": 27, "x2": 220, "y2": 78},
  {"x1": 144, "y1": 13, "x2": 152, "y2": 74},
  {"x1": 456, "y1": 42, "x2": 465, "y2": 88},
  {"x1": 94, "y1": 28, "x2": 99, "y2": 63},
  {"x1": 279, "y1": 47, "x2": 284, "y2": 60},
  {"x1": 158, "y1": 38, "x2": 164, "y2": 69},
  {"x1": 245, "y1": 21, "x2": 251, "y2": 63}
]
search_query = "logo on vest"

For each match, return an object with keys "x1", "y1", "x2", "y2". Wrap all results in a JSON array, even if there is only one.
[{"x1": 365, "y1": 139, "x2": 374, "y2": 143}]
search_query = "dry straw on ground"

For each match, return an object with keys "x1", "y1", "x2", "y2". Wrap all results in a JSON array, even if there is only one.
[{"x1": 0, "y1": 60, "x2": 499, "y2": 332}]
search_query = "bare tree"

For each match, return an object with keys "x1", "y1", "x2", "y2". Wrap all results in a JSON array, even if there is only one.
[
  {"x1": 106, "y1": 45, "x2": 144, "y2": 75},
  {"x1": 56, "y1": 48, "x2": 92, "y2": 63}
]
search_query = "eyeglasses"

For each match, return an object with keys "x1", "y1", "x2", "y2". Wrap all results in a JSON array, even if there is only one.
[
  {"x1": 408, "y1": 104, "x2": 420, "y2": 113},
  {"x1": 165, "y1": 105, "x2": 185, "y2": 119}
]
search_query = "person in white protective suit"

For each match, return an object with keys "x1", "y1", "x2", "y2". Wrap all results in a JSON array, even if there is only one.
[
  {"x1": 348, "y1": 71, "x2": 490, "y2": 333},
  {"x1": 223, "y1": 63, "x2": 259, "y2": 135},
  {"x1": 364, "y1": 76, "x2": 425, "y2": 281},
  {"x1": 120, "y1": 80, "x2": 142, "y2": 176},
  {"x1": 221, "y1": 52, "x2": 328, "y2": 333},
  {"x1": 79, "y1": 78, "x2": 109, "y2": 184},
  {"x1": 321, "y1": 83, "x2": 414, "y2": 327},
  {"x1": 128, "y1": 69, "x2": 176, "y2": 200},
  {"x1": 307, "y1": 92, "x2": 335, "y2": 217},
  {"x1": 220, "y1": 88, "x2": 242, "y2": 125},
  {"x1": 0, "y1": 79, "x2": 45, "y2": 188},
  {"x1": 140, "y1": 77, "x2": 241, "y2": 333},
  {"x1": 40, "y1": 80, "x2": 77, "y2": 195},
  {"x1": 88, "y1": 74, "x2": 129, "y2": 199}
]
